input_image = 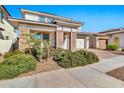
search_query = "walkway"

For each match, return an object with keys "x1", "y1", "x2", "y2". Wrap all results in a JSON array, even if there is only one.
[{"x1": 0, "y1": 56, "x2": 124, "y2": 88}]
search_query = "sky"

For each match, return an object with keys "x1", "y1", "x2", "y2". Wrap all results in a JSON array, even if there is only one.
[{"x1": 4, "y1": 5, "x2": 124, "y2": 32}]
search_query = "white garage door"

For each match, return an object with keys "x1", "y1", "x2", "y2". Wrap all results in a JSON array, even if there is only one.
[{"x1": 76, "y1": 38, "x2": 85, "y2": 49}]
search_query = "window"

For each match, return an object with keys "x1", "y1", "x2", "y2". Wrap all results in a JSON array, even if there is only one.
[
  {"x1": 43, "y1": 34, "x2": 49, "y2": 40},
  {"x1": 33, "y1": 33, "x2": 42, "y2": 39},
  {"x1": 47, "y1": 17, "x2": 53, "y2": 24},
  {"x1": 5, "y1": 36, "x2": 9, "y2": 40},
  {"x1": 40, "y1": 16, "x2": 45, "y2": 23}
]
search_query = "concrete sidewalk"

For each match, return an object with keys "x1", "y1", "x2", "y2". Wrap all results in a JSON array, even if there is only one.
[{"x1": 0, "y1": 56, "x2": 124, "y2": 88}]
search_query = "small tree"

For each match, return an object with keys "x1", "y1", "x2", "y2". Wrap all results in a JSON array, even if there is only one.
[
  {"x1": 42, "y1": 40, "x2": 52, "y2": 61},
  {"x1": 25, "y1": 32, "x2": 43, "y2": 61},
  {"x1": 25, "y1": 32, "x2": 52, "y2": 62}
]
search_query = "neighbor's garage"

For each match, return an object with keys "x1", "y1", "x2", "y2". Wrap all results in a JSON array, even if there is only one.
[
  {"x1": 76, "y1": 38, "x2": 85, "y2": 49},
  {"x1": 98, "y1": 39, "x2": 107, "y2": 49}
]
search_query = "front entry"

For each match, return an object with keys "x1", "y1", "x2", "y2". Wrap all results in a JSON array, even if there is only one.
[
  {"x1": 63, "y1": 33, "x2": 70, "y2": 50},
  {"x1": 63, "y1": 37, "x2": 70, "y2": 50},
  {"x1": 114, "y1": 36, "x2": 119, "y2": 47}
]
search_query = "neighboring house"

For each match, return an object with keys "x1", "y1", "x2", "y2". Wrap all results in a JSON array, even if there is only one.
[
  {"x1": 9, "y1": 9, "x2": 86, "y2": 51},
  {"x1": 0, "y1": 5, "x2": 16, "y2": 54},
  {"x1": 98, "y1": 28, "x2": 124, "y2": 49}
]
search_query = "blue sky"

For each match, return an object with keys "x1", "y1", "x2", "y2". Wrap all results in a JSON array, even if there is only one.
[{"x1": 4, "y1": 5, "x2": 124, "y2": 32}]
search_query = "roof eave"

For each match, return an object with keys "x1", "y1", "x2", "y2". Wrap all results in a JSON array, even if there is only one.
[
  {"x1": 8, "y1": 18, "x2": 58, "y2": 27},
  {"x1": 0, "y1": 5, "x2": 11, "y2": 17},
  {"x1": 20, "y1": 8, "x2": 72, "y2": 21}
]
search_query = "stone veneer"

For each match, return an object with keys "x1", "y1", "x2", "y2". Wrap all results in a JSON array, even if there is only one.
[
  {"x1": 70, "y1": 32, "x2": 76, "y2": 50},
  {"x1": 56, "y1": 31, "x2": 63, "y2": 48},
  {"x1": 19, "y1": 27, "x2": 30, "y2": 50}
]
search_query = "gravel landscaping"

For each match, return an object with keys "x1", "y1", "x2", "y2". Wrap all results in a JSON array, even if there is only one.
[{"x1": 106, "y1": 66, "x2": 124, "y2": 81}]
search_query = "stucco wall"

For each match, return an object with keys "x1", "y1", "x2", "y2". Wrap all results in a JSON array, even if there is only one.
[
  {"x1": 57, "y1": 26, "x2": 80, "y2": 32},
  {"x1": 108, "y1": 33, "x2": 124, "y2": 48},
  {"x1": 0, "y1": 18, "x2": 16, "y2": 41},
  {"x1": 20, "y1": 24, "x2": 56, "y2": 32},
  {"x1": 0, "y1": 40, "x2": 13, "y2": 53},
  {"x1": 25, "y1": 13, "x2": 40, "y2": 21}
]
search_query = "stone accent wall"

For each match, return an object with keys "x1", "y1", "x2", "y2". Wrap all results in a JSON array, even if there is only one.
[
  {"x1": 70, "y1": 32, "x2": 76, "y2": 50},
  {"x1": 56, "y1": 31, "x2": 63, "y2": 48},
  {"x1": 19, "y1": 27, "x2": 30, "y2": 50}
]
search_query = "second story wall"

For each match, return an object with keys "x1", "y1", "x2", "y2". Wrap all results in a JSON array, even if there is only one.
[
  {"x1": 25, "y1": 13, "x2": 54, "y2": 24},
  {"x1": 22, "y1": 9, "x2": 82, "y2": 32},
  {"x1": 25, "y1": 13, "x2": 39, "y2": 21}
]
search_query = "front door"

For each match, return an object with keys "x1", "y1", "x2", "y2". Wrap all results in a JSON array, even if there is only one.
[{"x1": 63, "y1": 37, "x2": 70, "y2": 50}]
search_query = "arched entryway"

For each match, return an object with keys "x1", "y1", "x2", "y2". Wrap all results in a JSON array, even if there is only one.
[{"x1": 114, "y1": 36, "x2": 119, "y2": 47}]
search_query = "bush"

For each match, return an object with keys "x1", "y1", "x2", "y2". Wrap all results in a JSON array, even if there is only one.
[
  {"x1": 4, "y1": 50, "x2": 24, "y2": 58},
  {"x1": 0, "y1": 54, "x2": 37, "y2": 80},
  {"x1": 122, "y1": 48, "x2": 124, "y2": 52},
  {"x1": 51, "y1": 48, "x2": 63, "y2": 57},
  {"x1": 107, "y1": 44, "x2": 118, "y2": 51},
  {"x1": 53, "y1": 50, "x2": 99, "y2": 68}
]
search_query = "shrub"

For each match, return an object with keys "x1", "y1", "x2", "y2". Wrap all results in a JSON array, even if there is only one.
[
  {"x1": 79, "y1": 51, "x2": 99, "y2": 64},
  {"x1": 0, "y1": 54, "x2": 37, "y2": 80},
  {"x1": 0, "y1": 64, "x2": 18, "y2": 79},
  {"x1": 52, "y1": 48, "x2": 63, "y2": 57},
  {"x1": 122, "y1": 48, "x2": 124, "y2": 52},
  {"x1": 31, "y1": 47, "x2": 42, "y2": 61},
  {"x1": 107, "y1": 44, "x2": 118, "y2": 51},
  {"x1": 53, "y1": 50, "x2": 99, "y2": 68},
  {"x1": 4, "y1": 50, "x2": 24, "y2": 58}
]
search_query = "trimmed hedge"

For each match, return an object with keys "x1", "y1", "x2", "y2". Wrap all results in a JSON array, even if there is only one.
[
  {"x1": 107, "y1": 44, "x2": 118, "y2": 51},
  {"x1": 53, "y1": 50, "x2": 99, "y2": 68},
  {"x1": 0, "y1": 54, "x2": 37, "y2": 80}
]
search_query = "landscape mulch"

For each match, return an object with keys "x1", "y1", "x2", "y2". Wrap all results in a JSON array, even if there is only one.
[
  {"x1": 106, "y1": 66, "x2": 124, "y2": 81},
  {"x1": 19, "y1": 58, "x2": 61, "y2": 78}
]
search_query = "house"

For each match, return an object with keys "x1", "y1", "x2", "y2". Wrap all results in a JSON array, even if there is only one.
[
  {"x1": 9, "y1": 9, "x2": 94, "y2": 51},
  {"x1": 0, "y1": 5, "x2": 16, "y2": 54},
  {"x1": 98, "y1": 28, "x2": 124, "y2": 49},
  {"x1": 9, "y1": 8, "x2": 122, "y2": 51}
]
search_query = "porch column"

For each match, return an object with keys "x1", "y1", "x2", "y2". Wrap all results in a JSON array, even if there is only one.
[
  {"x1": 96, "y1": 37, "x2": 99, "y2": 48},
  {"x1": 19, "y1": 27, "x2": 30, "y2": 51},
  {"x1": 70, "y1": 32, "x2": 76, "y2": 51},
  {"x1": 85, "y1": 36, "x2": 89, "y2": 49},
  {"x1": 56, "y1": 31, "x2": 63, "y2": 48}
]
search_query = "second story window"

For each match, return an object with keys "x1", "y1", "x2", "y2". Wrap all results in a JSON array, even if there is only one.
[
  {"x1": 47, "y1": 17, "x2": 53, "y2": 24},
  {"x1": 40, "y1": 16, "x2": 45, "y2": 23}
]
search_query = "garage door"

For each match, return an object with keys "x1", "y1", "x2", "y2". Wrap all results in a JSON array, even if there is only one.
[
  {"x1": 98, "y1": 39, "x2": 107, "y2": 49},
  {"x1": 76, "y1": 38, "x2": 85, "y2": 49}
]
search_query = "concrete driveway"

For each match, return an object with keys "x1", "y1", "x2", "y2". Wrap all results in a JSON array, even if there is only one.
[
  {"x1": 0, "y1": 56, "x2": 124, "y2": 88},
  {"x1": 84, "y1": 49, "x2": 120, "y2": 60}
]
